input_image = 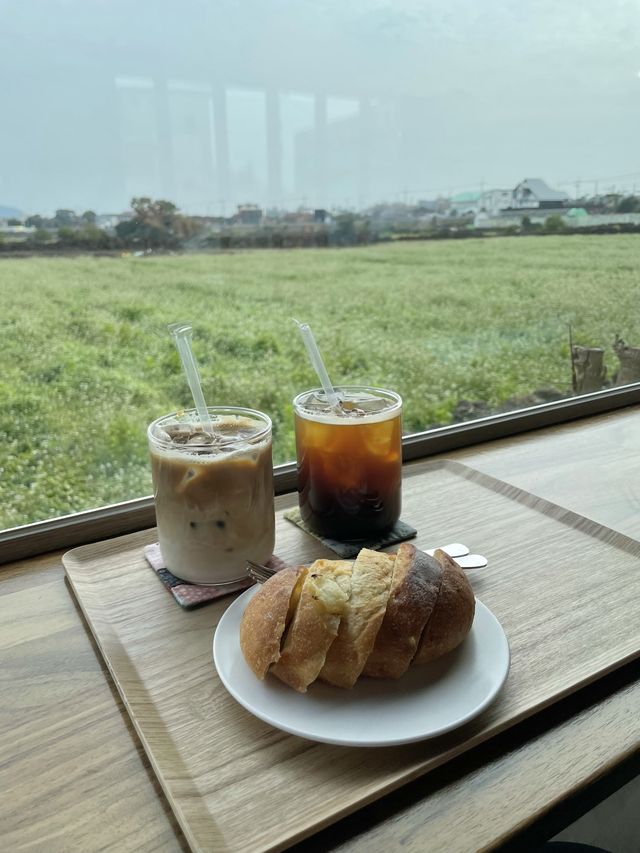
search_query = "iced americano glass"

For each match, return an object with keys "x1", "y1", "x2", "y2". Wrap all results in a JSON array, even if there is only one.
[
  {"x1": 293, "y1": 386, "x2": 402, "y2": 541},
  {"x1": 148, "y1": 406, "x2": 275, "y2": 585}
]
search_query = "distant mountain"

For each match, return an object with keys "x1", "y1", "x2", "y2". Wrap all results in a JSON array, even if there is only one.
[{"x1": 0, "y1": 205, "x2": 23, "y2": 220}]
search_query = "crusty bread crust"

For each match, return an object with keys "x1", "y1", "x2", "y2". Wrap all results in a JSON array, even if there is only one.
[
  {"x1": 239, "y1": 567, "x2": 304, "y2": 679},
  {"x1": 413, "y1": 548, "x2": 475, "y2": 665},
  {"x1": 319, "y1": 549, "x2": 395, "y2": 689},
  {"x1": 363, "y1": 543, "x2": 443, "y2": 679},
  {"x1": 240, "y1": 547, "x2": 476, "y2": 691},
  {"x1": 270, "y1": 560, "x2": 352, "y2": 693}
]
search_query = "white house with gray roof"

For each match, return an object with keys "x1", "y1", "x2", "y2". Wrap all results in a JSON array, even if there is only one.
[{"x1": 512, "y1": 178, "x2": 568, "y2": 210}]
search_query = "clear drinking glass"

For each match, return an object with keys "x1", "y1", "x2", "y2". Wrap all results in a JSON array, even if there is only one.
[
  {"x1": 148, "y1": 406, "x2": 275, "y2": 585},
  {"x1": 293, "y1": 386, "x2": 402, "y2": 541}
]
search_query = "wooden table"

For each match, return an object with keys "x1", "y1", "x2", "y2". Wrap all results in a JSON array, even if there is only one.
[{"x1": 1, "y1": 406, "x2": 639, "y2": 852}]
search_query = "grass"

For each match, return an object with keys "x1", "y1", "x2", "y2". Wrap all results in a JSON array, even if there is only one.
[{"x1": 1, "y1": 234, "x2": 639, "y2": 528}]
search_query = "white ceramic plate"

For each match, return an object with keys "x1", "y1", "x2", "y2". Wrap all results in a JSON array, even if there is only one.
[{"x1": 213, "y1": 587, "x2": 510, "y2": 747}]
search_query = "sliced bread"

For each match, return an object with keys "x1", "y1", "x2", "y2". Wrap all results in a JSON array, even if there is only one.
[
  {"x1": 413, "y1": 548, "x2": 475, "y2": 665},
  {"x1": 319, "y1": 548, "x2": 395, "y2": 689},
  {"x1": 239, "y1": 567, "x2": 305, "y2": 679},
  {"x1": 270, "y1": 559, "x2": 352, "y2": 692},
  {"x1": 363, "y1": 543, "x2": 443, "y2": 678}
]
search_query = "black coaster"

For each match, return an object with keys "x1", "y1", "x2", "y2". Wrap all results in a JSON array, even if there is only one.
[{"x1": 283, "y1": 507, "x2": 417, "y2": 559}]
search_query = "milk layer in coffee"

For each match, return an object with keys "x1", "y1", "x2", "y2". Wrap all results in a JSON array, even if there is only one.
[{"x1": 148, "y1": 408, "x2": 275, "y2": 585}]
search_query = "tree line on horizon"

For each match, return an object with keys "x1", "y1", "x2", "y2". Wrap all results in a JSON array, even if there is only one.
[{"x1": 2, "y1": 194, "x2": 640, "y2": 254}]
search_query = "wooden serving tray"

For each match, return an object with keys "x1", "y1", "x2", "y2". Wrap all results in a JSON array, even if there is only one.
[{"x1": 63, "y1": 460, "x2": 640, "y2": 853}]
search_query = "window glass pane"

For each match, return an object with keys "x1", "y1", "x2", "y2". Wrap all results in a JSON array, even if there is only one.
[
  {"x1": 279, "y1": 92, "x2": 315, "y2": 207},
  {"x1": 116, "y1": 77, "x2": 161, "y2": 201},
  {"x1": 1, "y1": 1, "x2": 640, "y2": 529},
  {"x1": 167, "y1": 80, "x2": 217, "y2": 214},
  {"x1": 227, "y1": 88, "x2": 268, "y2": 209}
]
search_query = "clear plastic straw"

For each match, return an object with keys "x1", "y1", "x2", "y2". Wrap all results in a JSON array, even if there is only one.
[
  {"x1": 168, "y1": 323, "x2": 215, "y2": 437},
  {"x1": 293, "y1": 319, "x2": 341, "y2": 407}
]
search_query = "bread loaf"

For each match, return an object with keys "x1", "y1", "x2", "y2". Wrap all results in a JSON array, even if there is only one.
[
  {"x1": 319, "y1": 549, "x2": 395, "y2": 688},
  {"x1": 363, "y1": 543, "x2": 443, "y2": 679},
  {"x1": 240, "y1": 545, "x2": 475, "y2": 692},
  {"x1": 270, "y1": 559, "x2": 352, "y2": 692},
  {"x1": 239, "y1": 567, "x2": 305, "y2": 678},
  {"x1": 412, "y1": 548, "x2": 475, "y2": 665}
]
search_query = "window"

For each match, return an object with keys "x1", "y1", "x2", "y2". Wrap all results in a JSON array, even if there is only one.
[{"x1": 1, "y1": 1, "x2": 639, "y2": 550}]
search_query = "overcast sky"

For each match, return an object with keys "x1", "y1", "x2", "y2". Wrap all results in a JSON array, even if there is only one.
[{"x1": 1, "y1": 0, "x2": 639, "y2": 215}]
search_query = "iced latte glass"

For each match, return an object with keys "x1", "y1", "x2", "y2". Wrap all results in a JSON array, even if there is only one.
[
  {"x1": 148, "y1": 407, "x2": 275, "y2": 585},
  {"x1": 293, "y1": 386, "x2": 402, "y2": 541}
]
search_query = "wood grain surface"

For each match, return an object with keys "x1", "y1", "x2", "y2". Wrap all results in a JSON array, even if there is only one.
[
  {"x1": 0, "y1": 550, "x2": 188, "y2": 853},
  {"x1": 455, "y1": 407, "x2": 640, "y2": 538},
  {"x1": 62, "y1": 460, "x2": 640, "y2": 853},
  {"x1": 2, "y1": 405, "x2": 640, "y2": 853},
  {"x1": 294, "y1": 660, "x2": 640, "y2": 853}
]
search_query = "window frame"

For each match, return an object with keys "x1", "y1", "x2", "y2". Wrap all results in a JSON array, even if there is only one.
[{"x1": 2, "y1": 383, "x2": 639, "y2": 565}]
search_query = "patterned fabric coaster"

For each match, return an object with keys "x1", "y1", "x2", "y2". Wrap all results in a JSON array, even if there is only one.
[
  {"x1": 283, "y1": 507, "x2": 417, "y2": 559},
  {"x1": 143, "y1": 543, "x2": 287, "y2": 610}
]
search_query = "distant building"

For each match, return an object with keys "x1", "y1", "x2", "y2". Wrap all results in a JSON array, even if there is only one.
[
  {"x1": 474, "y1": 178, "x2": 570, "y2": 227},
  {"x1": 313, "y1": 208, "x2": 331, "y2": 224},
  {"x1": 511, "y1": 178, "x2": 568, "y2": 210},
  {"x1": 450, "y1": 191, "x2": 482, "y2": 216},
  {"x1": 367, "y1": 203, "x2": 417, "y2": 223},
  {"x1": 280, "y1": 208, "x2": 314, "y2": 224},
  {"x1": 97, "y1": 212, "x2": 132, "y2": 231},
  {"x1": 235, "y1": 204, "x2": 263, "y2": 226},
  {"x1": 479, "y1": 189, "x2": 512, "y2": 216}
]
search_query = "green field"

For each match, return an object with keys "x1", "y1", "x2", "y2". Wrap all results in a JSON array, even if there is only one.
[{"x1": 2, "y1": 235, "x2": 639, "y2": 528}]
